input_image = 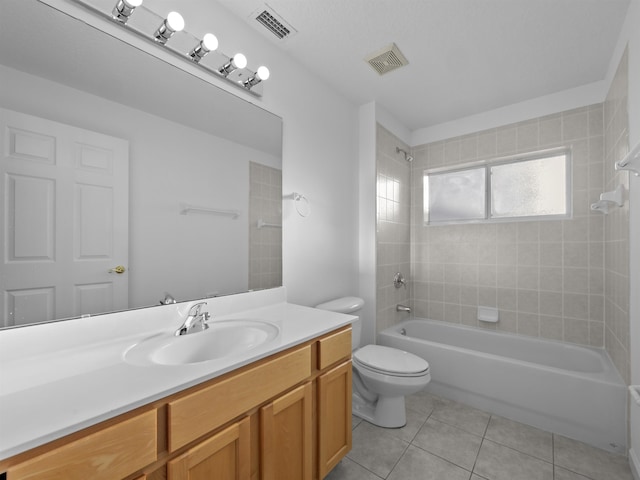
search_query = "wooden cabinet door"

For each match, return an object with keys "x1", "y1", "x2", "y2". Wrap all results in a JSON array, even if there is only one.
[
  {"x1": 168, "y1": 417, "x2": 250, "y2": 480},
  {"x1": 6, "y1": 410, "x2": 156, "y2": 480},
  {"x1": 260, "y1": 382, "x2": 313, "y2": 480},
  {"x1": 318, "y1": 361, "x2": 352, "y2": 479}
]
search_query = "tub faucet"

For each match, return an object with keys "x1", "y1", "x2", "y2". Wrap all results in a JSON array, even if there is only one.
[
  {"x1": 396, "y1": 304, "x2": 411, "y2": 313},
  {"x1": 175, "y1": 302, "x2": 210, "y2": 336}
]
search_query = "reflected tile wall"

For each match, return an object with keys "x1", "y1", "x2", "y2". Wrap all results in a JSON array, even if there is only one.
[
  {"x1": 410, "y1": 104, "x2": 607, "y2": 349},
  {"x1": 376, "y1": 125, "x2": 411, "y2": 332},
  {"x1": 604, "y1": 47, "x2": 630, "y2": 384},
  {"x1": 248, "y1": 162, "x2": 282, "y2": 290}
]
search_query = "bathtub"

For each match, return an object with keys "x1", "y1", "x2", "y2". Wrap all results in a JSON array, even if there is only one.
[{"x1": 378, "y1": 318, "x2": 627, "y2": 454}]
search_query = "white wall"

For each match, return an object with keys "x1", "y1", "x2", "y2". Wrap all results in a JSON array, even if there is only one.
[
  {"x1": 358, "y1": 102, "x2": 377, "y2": 347},
  {"x1": 166, "y1": 1, "x2": 362, "y2": 307},
  {"x1": 42, "y1": 0, "x2": 361, "y2": 308}
]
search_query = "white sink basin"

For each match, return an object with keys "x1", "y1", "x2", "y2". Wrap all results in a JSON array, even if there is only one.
[{"x1": 125, "y1": 320, "x2": 280, "y2": 366}]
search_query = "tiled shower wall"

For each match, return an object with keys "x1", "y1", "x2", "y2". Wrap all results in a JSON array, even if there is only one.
[
  {"x1": 409, "y1": 105, "x2": 607, "y2": 348},
  {"x1": 248, "y1": 161, "x2": 283, "y2": 290},
  {"x1": 604, "y1": 47, "x2": 630, "y2": 384},
  {"x1": 376, "y1": 125, "x2": 411, "y2": 332}
]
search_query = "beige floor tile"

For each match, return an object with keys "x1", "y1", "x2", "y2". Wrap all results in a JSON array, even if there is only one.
[
  {"x1": 484, "y1": 415, "x2": 552, "y2": 462},
  {"x1": 347, "y1": 421, "x2": 409, "y2": 478},
  {"x1": 554, "y1": 435, "x2": 633, "y2": 480},
  {"x1": 337, "y1": 396, "x2": 633, "y2": 480},
  {"x1": 412, "y1": 417, "x2": 483, "y2": 470},
  {"x1": 474, "y1": 439, "x2": 553, "y2": 480},
  {"x1": 405, "y1": 390, "x2": 449, "y2": 416},
  {"x1": 352, "y1": 415, "x2": 362, "y2": 430},
  {"x1": 554, "y1": 466, "x2": 592, "y2": 480},
  {"x1": 384, "y1": 405, "x2": 430, "y2": 443},
  {"x1": 324, "y1": 457, "x2": 384, "y2": 480},
  {"x1": 387, "y1": 444, "x2": 472, "y2": 480},
  {"x1": 430, "y1": 398, "x2": 491, "y2": 436}
]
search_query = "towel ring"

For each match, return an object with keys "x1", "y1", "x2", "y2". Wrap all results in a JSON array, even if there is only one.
[{"x1": 287, "y1": 192, "x2": 310, "y2": 217}]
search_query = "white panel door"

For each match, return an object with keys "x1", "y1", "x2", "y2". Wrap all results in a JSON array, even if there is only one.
[{"x1": 0, "y1": 108, "x2": 129, "y2": 327}]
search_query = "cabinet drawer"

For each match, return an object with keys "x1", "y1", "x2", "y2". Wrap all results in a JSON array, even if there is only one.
[
  {"x1": 317, "y1": 327, "x2": 351, "y2": 370},
  {"x1": 7, "y1": 409, "x2": 157, "y2": 480},
  {"x1": 168, "y1": 345, "x2": 311, "y2": 451}
]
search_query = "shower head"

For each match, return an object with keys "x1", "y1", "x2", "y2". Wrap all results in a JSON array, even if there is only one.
[{"x1": 396, "y1": 146, "x2": 413, "y2": 162}]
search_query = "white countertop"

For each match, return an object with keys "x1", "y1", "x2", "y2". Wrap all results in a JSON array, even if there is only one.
[{"x1": 0, "y1": 287, "x2": 354, "y2": 461}]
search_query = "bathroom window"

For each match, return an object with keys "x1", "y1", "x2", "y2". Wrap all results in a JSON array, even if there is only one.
[{"x1": 424, "y1": 150, "x2": 570, "y2": 224}]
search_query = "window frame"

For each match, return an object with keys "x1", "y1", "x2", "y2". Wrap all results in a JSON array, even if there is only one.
[{"x1": 423, "y1": 147, "x2": 572, "y2": 226}]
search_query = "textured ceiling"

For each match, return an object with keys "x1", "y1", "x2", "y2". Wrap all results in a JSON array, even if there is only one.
[{"x1": 216, "y1": 0, "x2": 630, "y2": 130}]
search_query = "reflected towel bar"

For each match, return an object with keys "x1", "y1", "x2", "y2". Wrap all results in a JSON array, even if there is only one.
[
  {"x1": 180, "y1": 203, "x2": 240, "y2": 218},
  {"x1": 257, "y1": 219, "x2": 282, "y2": 229}
]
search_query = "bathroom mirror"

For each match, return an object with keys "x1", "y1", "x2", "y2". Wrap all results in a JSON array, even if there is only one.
[{"x1": 0, "y1": 0, "x2": 283, "y2": 328}]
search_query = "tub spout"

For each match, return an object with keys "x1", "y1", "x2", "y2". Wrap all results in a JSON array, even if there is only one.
[{"x1": 396, "y1": 304, "x2": 411, "y2": 313}]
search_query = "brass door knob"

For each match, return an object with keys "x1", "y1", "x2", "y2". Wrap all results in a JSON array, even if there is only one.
[{"x1": 109, "y1": 265, "x2": 126, "y2": 274}]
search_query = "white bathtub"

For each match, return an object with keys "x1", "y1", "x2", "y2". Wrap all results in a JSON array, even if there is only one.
[{"x1": 378, "y1": 318, "x2": 627, "y2": 454}]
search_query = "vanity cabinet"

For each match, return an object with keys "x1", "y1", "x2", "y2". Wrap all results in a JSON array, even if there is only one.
[
  {"x1": 0, "y1": 326, "x2": 352, "y2": 480},
  {"x1": 318, "y1": 361, "x2": 353, "y2": 478},
  {"x1": 167, "y1": 417, "x2": 251, "y2": 480},
  {"x1": 260, "y1": 382, "x2": 313, "y2": 480}
]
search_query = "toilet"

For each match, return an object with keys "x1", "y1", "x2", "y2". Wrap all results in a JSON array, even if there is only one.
[{"x1": 316, "y1": 297, "x2": 431, "y2": 428}]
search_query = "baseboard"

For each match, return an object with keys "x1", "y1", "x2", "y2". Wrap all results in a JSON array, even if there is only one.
[{"x1": 630, "y1": 447, "x2": 640, "y2": 480}]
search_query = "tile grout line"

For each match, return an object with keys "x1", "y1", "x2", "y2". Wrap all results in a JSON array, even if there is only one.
[{"x1": 468, "y1": 414, "x2": 493, "y2": 478}]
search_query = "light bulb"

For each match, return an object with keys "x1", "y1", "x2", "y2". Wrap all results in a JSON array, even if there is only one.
[
  {"x1": 232, "y1": 53, "x2": 247, "y2": 69},
  {"x1": 166, "y1": 11, "x2": 184, "y2": 32},
  {"x1": 219, "y1": 53, "x2": 247, "y2": 77},
  {"x1": 243, "y1": 65, "x2": 270, "y2": 89},
  {"x1": 189, "y1": 33, "x2": 218, "y2": 62},
  {"x1": 256, "y1": 66, "x2": 270, "y2": 81},
  {"x1": 154, "y1": 11, "x2": 184, "y2": 44},
  {"x1": 202, "y1": 33, "x2": 218, "y2": 52}
]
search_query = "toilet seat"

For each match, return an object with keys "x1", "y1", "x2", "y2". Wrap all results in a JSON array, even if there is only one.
[{"x1": 353, "y1": 345, "x2": 429, "y2": 378}]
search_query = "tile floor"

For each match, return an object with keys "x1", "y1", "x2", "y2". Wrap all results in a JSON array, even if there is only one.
[{"x1": 326, "y1": 391, "x2": 633, "y2": 480}]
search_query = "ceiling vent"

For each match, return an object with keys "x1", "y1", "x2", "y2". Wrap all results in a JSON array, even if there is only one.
[
  {"x1": 364, "y1": 43, "x2": 409, "y2": 76},
  {"x1": 253, "y1": 5, "x2": 297, "y2": 41}
]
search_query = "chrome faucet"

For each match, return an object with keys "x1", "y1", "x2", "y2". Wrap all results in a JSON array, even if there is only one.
[
  {"x1": 160, "y1": 292, "x2": 177, "y2": 305},
  {"x1": 396, "y1": 304, "x2": 411, "y2": 313},
  {"x1": 175, "y1": 302, "x2": 210, "y2": 336}
]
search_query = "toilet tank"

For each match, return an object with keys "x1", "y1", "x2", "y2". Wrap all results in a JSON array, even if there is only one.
[{"x1": 315, "y1": 297, "x2": 363, "y2": 350}]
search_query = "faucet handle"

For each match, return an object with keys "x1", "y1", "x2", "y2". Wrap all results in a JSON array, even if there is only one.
[
  {"x1": 188, "y1": 302, "x2": 207, "y2": 316},
  {"x1": 393, "y1": 272, "x2": 407, "y2": 288}
]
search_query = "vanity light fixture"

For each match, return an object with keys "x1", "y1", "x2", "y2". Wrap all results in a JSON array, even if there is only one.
[
  {"x1": 189, "y1": 33, "x2": 219, "y2": 63},
  {"x1": 243, "y1": 66, "x2": 270, "y2": 89},
  {"x1": 218, "y1": 53, "x2": 247, "y2": 77},
  {"x1": 154, "y1": 11, "x2": 184, "y2": 45},
  {"x1": 84, "y1": 0, "x2": 269, "y2": 96},
  {"x1": 111, "y1": 0, "x2": 142, "y2": 24}
]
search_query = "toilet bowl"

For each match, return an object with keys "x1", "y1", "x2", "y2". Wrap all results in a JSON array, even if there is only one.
[{"x1": 316, "y1": 297, "x2": 431, "y2": 428}]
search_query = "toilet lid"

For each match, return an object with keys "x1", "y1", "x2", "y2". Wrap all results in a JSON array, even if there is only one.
[{"x1": 353, "y1": 345, "x2": 429, "y2": 375}]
